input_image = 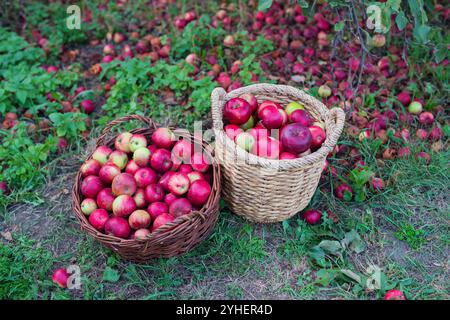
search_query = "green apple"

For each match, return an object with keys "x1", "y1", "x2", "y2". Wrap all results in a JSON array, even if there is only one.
[
  {"x1": 318, "y1": 85, "x2": 332, "y2": 98},
  {"x1": 235, "y1": 132, "x2": 255, "y2": 152},
  {"x1": 240, "y1": 115, "x2": 255, "y2": 130},
  {"x1": 408, "y1": 101, "x2": 422, "y2": 114},
  {"x1": 285, "y1": 101, "x2": 304, "y2": 116}
]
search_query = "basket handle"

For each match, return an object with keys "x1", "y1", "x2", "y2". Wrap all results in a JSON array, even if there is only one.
[
  {"x1": 211, "y1": 87, "x2": 227, "y2": 131},
  {"x1": 323, "y1": 107, "x2": 345, "y2": 151},
  {"x1": 96, "y1": 114, "x2": 157, "y2": 147}
]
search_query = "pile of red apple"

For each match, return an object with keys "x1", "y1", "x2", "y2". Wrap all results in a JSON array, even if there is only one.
[
  {"x1": 223, "y1": 93, "x2": 326, "y2": 159},
  {"x1": 79, "y1": 128, "x2": 213, "y2": 240}
]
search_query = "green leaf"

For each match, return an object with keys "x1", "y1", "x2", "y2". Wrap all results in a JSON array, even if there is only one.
[
  {"x1": 413, "y1": 24, "x2": 431, "y2": 43},
  {"x1": 341, "y1": 229, "x2": 366, "y2": 253},
  {"x1": 297, "y1": 0, "x2": 309, "y2": 8},
  {"x1": 434, "y1": 44, "x2": 448, "y2": 64},
  {"x1": 395, "y1": 11, "x2": 408, "y2": 30},
  {"x1": 387, "y1": 0, "x2": 401, "y2": 11},
  {"x1": 318, "y1": 240, "x2": 343, "y2": 256},
  {"x1": 102, "y1": 266, "x2": 120, "y2": 282},
  {"x1": 257, "y1": 0, "x2": 272, "y2": 11},
  {"x1": 315, "y1": 269, "x2": 338, "y2": 286},
  {"x1": 334, "y1": 21, "x2": 345, "y2": 32}
]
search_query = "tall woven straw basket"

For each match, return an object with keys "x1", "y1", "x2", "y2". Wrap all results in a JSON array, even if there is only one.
[{"x1": 211, "y1": 83, "x2": 345, "y2": 223}]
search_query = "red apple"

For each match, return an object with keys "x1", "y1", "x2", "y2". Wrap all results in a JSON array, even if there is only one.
[
  {"x1": 80, "y1": 99, "x2": 94, "y2": 114},
  {"x1": 133, "y1": 147, "x2": 151, "y2": 167},
  {"x1": 248, "y1": 127, "x2": 269, "y2": 141},
  {"x1": 224, "y1": 124, "x2": 244, "y2": 140},
  {"x1": 133, "y1": 228, "x2": 151, "y2": 239},
  {"x1": 92, "y1": 146, "x2": 112, "y2": 165},
  {"x1": 258, "y1": 100, "x2": 282, "y2": 114},
  {"x1": 168, "y1": 172, "x2": 190, "y2": 195},
  {"x1": 96, "y1": 188, "x2": 115, "y2": 211},
  {"x1": 239, "y1": 93, "x2": 258, "y2": 113},
  {"x1": 303, "y1": 209, "x2": 322, "y2": 225},
  {"x1": 289, "y1": 109, "x2": 312, "y2": 126},
  {"x1": 164, "y1": 193, "x2": 178, "y2": 206},
  {"x1": 309, "y1": 125, "x2": 326, "y2": 151},
  {"x1": 81, "y1": 198, "x2": 97, "y2": 216},
  {"x1": 279, "y1": 152, "x2": 297, "y2": 160},
  {"x1": 89, "y1": 208, "x2": 109, "y2": 231},
  {"x1": 144, "y1": 184, "x2": 165, "y2": 203},
  {"x1": 98, "y1": 163, "x2": 121, "y2": 184},
  {"x1": 187, "y1": 180, "x2": 211, "y2": 207},
  {"x1": 418, "y1": 112, "x2": 434, "y2": 125},
  {"x1": 158, "y1": 171, "x2": 176, "y2": 192},
  {"x1": 384, "y1": 289, "x2": 406, "y2": 300},
  {"x1": 52, "y1": 268, "x2": 69, "y2": 288},
  {"x1": 147, "y1": 201, "x2": 168, "y2": 221},
  {"x1": 151, "y1": 213, "x2": 175, "y2": 232},
  {"x1": 251, "y1": 136, "x2": 281, "y2": 159},
  {"x1": 128, "y1": 210, "x2": 151, "y2": 229},
  {"x1": 129, "y1": 134, "x2": 147, "y2": 152},
  {"x1": 171, "y1": 139, "x2": 193, "y2": 164},
  {"x1": 112, "y1": 173, "x2": 137, "y2": 196},
  {"x1": 178, "y1": 164, "x2": 193, "y2": 174},
  {"x1": 258, "y1": 105, "x2": 284, "y2": 129},
  {"x1": 112, "y1": 194, "x2": 136, "y2": 217},
  {"x1": 81, "y1": 175, "x2": 104, "y2": 198},
  {"x1": 335, "y1": 183, "x2": 353, "y2": 200},
  {"x1": 169, "y1": 198, "x2": 193, "y2": 217},
  {"x1": 280, "y1": 123, "x2": 312, "y2": 154},
  {"x1": 151, "y1": 148, "x2": 173, "y2": 172},
  {"x1": 104, "y1": 216, "x2": 130, "y2": 239},
  {"x1": 125, "y1": 160, "x2": 140, "y2": 175},
  {"x1": 114, "y1": 132, "x2": 133, "y2": 153},
  {"x1": 151, "y1": 128, "x2": 175, "y2": 149},
  {"x1": 134, "y1": 168, "x2": 157, "y2": 188},
  {"x1": 223, "y1": 97, "x2": 252, "y2": 125},
  {"x1": 80, "y1": 159, "x2": 101, "y2": 177},
  {"x1": 190, "y1": 152, "x2": 210, "y2": 173},
  {"x1": 133, "y1": 188, "x2": 147, "y2": 209}
]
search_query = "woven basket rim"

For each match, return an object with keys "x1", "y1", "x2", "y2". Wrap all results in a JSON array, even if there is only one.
[
  {"x1": 72, "y1": 114, "x2": 221, "y2": 254},
  {"x1": 211, "y1": 83, "x2": 345, "y2": 170}
]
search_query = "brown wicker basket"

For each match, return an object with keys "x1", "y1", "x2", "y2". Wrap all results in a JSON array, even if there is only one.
[
  {"x1": 72, "y1": 115, "x2": 221, "y2": 262},
  {"x1": 211, "y1": 83, "x2": 345, "y2": 223}
]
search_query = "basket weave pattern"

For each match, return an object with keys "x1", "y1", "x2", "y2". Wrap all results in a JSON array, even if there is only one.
[
  {"x1": 72, "y1": 115, "x2": 221, "y2": 262},
  {"x1": 211, "y1": 84, "x2": 345, "y2": 223}
]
